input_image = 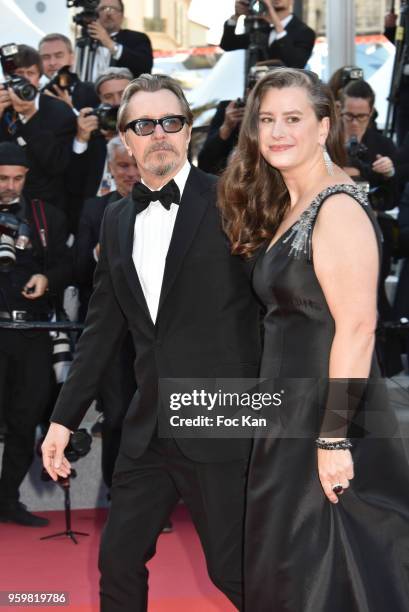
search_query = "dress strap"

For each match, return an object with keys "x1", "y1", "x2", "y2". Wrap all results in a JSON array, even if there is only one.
[{"x1": 282, "y1": 184, "x2": 370, "y2": 260}]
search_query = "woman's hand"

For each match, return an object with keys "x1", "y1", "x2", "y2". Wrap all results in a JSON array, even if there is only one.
[{"x1": 317, "y1": 447, "x2": 354, "y2": 504}]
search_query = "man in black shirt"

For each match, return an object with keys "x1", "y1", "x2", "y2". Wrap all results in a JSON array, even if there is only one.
[
  {"x1": 39, "y1": 33, "x2": 99, "y2": 111},
  {"x1": 341, "y1": 79, "x2": 397, "y2": 321},
  {"x1": 0, "y1": 143, "x2": 72, "y2": 527},
  {"x1": 88, "y1": 0, "x2": 153, "y2": 79},
  {"x1": 220, "y1": 0, "x2": 315, "y2": 68},
  {"x1": 341, "y1": 79, "x2": 397, "y2": 206},
  {"x1": 0, "y1": 45, "x2": 77, "y2": 211}
]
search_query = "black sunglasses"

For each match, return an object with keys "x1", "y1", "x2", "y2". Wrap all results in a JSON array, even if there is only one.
[{"x1": 125, "y1": 115, "x2": 187, "y2": 136}]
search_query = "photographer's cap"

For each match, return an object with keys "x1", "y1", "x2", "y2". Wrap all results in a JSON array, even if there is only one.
[{"x1": 0, "y1": 142, "x2": 29, "y2": 167}]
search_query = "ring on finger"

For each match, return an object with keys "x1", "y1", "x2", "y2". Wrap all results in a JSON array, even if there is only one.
[{"x1": 331, "y1": 483, "x2": 344, "y2": 494}]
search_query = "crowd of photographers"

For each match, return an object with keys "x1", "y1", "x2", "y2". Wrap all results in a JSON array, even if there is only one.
[
  {"x1": 0, "y1": 0, "x2": 152, "y2": 527},
  {"x1": 1, "y1": 0, "x2": 409, "y2": 527}
]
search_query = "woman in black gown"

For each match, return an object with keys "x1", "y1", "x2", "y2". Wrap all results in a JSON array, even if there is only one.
[{"x1": 218, "y1": 68, "x2": 409, "y2": 612}]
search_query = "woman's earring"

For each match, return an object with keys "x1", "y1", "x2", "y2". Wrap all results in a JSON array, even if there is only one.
[{"x1": 322, "y1": 145, "x2": 334, "y2": 176}]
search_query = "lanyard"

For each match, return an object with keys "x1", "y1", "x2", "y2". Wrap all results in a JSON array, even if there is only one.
[{"x1": 31, "y1": 199, "x2": 48, "y2": 249}]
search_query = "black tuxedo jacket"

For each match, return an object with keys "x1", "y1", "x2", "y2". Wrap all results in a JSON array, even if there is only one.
[
  {"x1": 0, "y1": 94, "x2": 76, "y2": 210},
  {"x1": 75, "y1": 190, "x2": 120, "y2": 300},
  {"x1": 111, "y1": 29, "x2": 153, "y2": 77},
  {"x1": 220, "y1": 14, "x2": 316, "y2": 68},
  {"x1": 65, "y1": 135, "x2": 107, "y2": 201},
  {"x1": 198, "y1": 100, "x2": 240, "y2": 175},
  {"x1": 52, "y1": 166, "x2": 261, "y2": 462}
]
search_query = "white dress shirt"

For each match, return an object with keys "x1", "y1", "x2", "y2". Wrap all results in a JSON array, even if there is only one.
[
  {"x1": 132, "y1": 160, "x2": 191, "y2": 323},
  {"x1": 92, "y1": 33, "x2": 123, "y2": 82}
]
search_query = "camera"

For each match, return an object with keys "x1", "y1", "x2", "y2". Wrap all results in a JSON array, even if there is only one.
[
  {"x1": 67, "y1": 0, "x2": 99, "y2": 28},
  {"x1": 346, "y1": 136, "x2": 373, "y2": 179},
  {"x1": 86, "y1": 103, "x2": 119, "y2": 132},
  {"x1": 0, "y1": 211, "x2": 30, "y2": 271},
  {"x1": 39, "y1": 429, "x2": 92, "y2": 483},
  {"x1": 346, "y1": 135, "x2": 368, "y2": 160},
  {"x1": 248, "y1": 0, "x2": 268, "y2": 17},
  {"x1": 0, "y1": 44, "x2": 37, "y2": 102},
  {"x1": 341, "y1": 66, "x2": 364, "y2": 89},
  {"x1": 44, "y1": 65, "x2": 79, "y2": 94}
]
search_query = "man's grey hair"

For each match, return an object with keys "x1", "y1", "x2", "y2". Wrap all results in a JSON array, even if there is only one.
[
  {"x1": 117, "y1": 73, "x2": 194, "y2": 132},
  {"x1": 106, "y1": 135, "x2": 127, "y2": 162},
  {"x1": 95, "y1": 67, "x2": 133, "y2": 95}
]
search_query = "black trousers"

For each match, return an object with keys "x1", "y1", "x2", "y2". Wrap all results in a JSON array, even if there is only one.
[
  {"x1": 0, "y1": 329, "x2": 52, "y2": 503},
  {"x1": 99, "y1": 436, "x2": 248, "y2": 611}
]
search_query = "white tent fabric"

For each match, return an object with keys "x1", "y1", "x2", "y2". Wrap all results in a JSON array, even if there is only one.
[{"x1": 0, "y1": 0, "x2": 45, "y2": 47}]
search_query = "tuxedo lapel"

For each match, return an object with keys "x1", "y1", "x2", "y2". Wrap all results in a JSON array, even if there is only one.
[
  {"x1": 157, "y1": 167, "x2": 210, "y2": 316},
  {"x1": 117, "y1": 196, "x2": 153, "y2": 323}
]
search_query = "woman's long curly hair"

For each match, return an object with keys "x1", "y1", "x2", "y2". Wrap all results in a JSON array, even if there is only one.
[{"x1": 217, "y1": 68, "x2": 346, "y2": 258}]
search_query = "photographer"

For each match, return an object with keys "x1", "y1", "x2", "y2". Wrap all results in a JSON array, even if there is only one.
[
  {"x1": 197, "y1": 98, "x2": 245, "y2": 174},
  {"x1": 39, "y1": 33, "x2": 99, "y2": 111},
  {"x1": 87, "y1": 0, "x2": 153, "y2": 80},
  {"x1": 198, "y1": 63, "x2": 282, "y2": 174},
  {"x1": 0, "y1": 143, "x2": 72, "y2": 527},
  {"x1": 220, "y1": 0, "x2": 315, "y2": 68},
  {"x1": 0, "y1": 45, "x2": 77, "y2": 212},
  {"x1": 75, "y1": 136, "x2": 139, "y2": 312},
  {"x1": 75, "y1": 137, "x2": 139, "y2": 489},
  {"x1": 341, "y1": 79, "x2": 397, "y2": 209},
  {"x1": 64, "y1": 67, "x2": 132, "y2": 232},
  {"x1": 341, "y1": 79, "x2": 398, "y2": 321}
]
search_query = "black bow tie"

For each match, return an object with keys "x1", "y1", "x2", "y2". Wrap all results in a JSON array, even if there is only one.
[{"x1": 132, "y1": 180, "x2": 181, "y2": 213}]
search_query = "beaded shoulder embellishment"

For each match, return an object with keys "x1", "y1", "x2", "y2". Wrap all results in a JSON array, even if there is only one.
[{"x1": 282, "y1": 184, "x2": 369, "y2": 259}]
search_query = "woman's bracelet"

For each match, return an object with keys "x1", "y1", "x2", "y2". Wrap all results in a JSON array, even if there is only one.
[{"x1": 315, "y1": 438, "x2": 353, "y2": 450}]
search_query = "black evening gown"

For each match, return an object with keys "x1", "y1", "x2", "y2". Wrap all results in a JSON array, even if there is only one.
[{"x1": 245, "y1": 184, "x2": 409, "y2": 612}]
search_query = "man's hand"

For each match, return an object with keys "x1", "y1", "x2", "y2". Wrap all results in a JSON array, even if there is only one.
[
  {"x1": 76, "y1": 107, "x2": 99, "y2": 143},
  {"x1": 372, "y1": 155, "x2": 395, "y2": 177},
  {"x1": 263, "y1": 0, "x2": 284, "y2": 31},
  {"x1": 44, "y1": 85, "x2": 74, "y2": 109},
  {"x1": 41, "y1": 423, "x2": 72, "y2": 482},
  {"x1": 8, "y1": 89, "x2": 37, "y2": 122},
  {"x1": 219, "y1": 100, "x2": 246, "y2": 140},
  {"x1": 87, "y1": 20, "x2": 115, "y2": 52},
  {"x1": 0, "y1": 85, "x2": 12, "y2": 120},
  {"x1": 22, "y1": 274, "x2": 49, "y2": 299}
]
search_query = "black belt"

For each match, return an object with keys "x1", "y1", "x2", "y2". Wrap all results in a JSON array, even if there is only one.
[{"x1": 0, "y1": 310, "x2": 51, "y2": 322}]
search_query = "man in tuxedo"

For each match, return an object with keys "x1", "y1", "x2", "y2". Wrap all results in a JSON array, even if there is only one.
[
  {"x1": 65, "y1": 67, "x2": 133, "y2": 231},
  {"x1": 68, "y1": 67, "x2": 133, "y2": 200},
  {"x1": 0, "y1": 45, "x2": 77, "y2": 211},
  {"x1": 88, "y1": 0, "x2": 153, "y2": 80},
  {"x1": 220, "y1": 0, "x2": 315, "y2": 68},
  {"x1": 39, "y1": 33, "x2": 99, "y2": 111},
  {"x1": 42, "y1": 74, "x2": 260, "y2": 611}
]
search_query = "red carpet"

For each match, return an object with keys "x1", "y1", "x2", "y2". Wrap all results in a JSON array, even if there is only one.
[{"x1": 0, "y1": 505, "x2": 236, "y2": 611}]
